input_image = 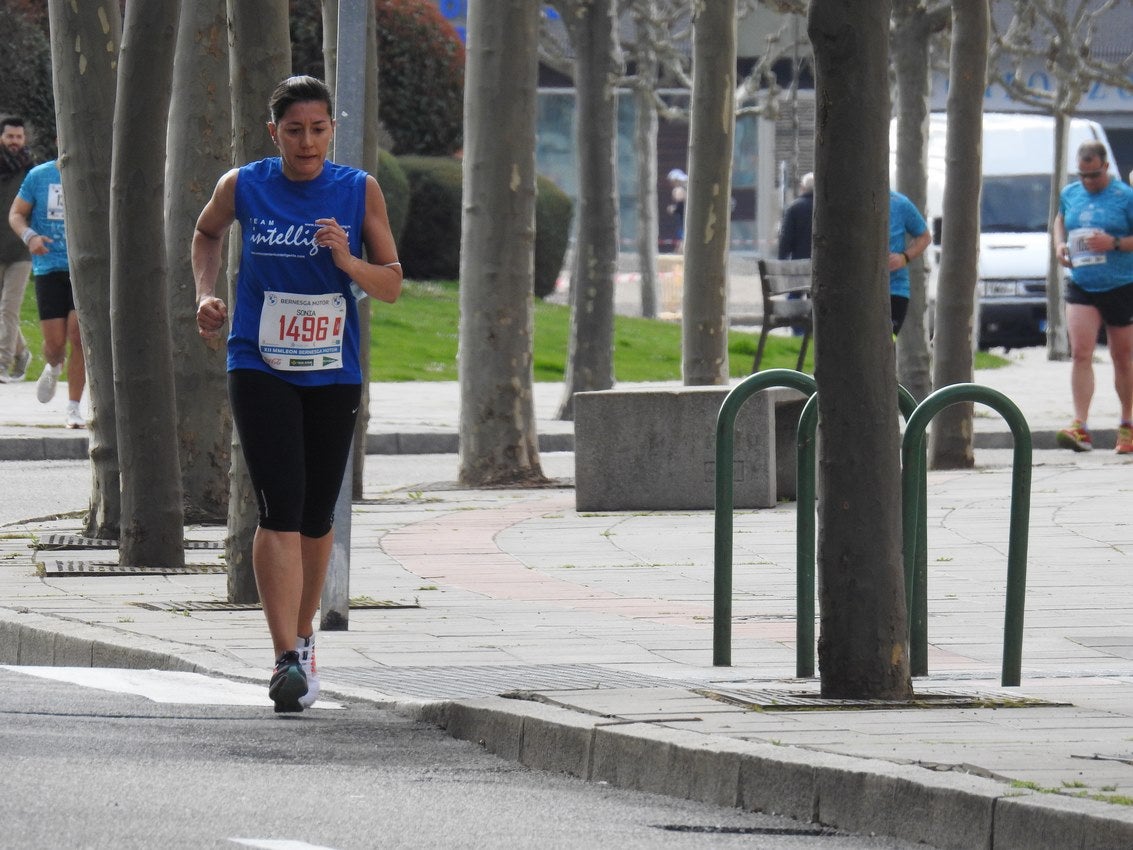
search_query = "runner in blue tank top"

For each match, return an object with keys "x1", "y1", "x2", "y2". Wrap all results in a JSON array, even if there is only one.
[
  {"x1": 1053, "y1": 139, "x2": 1133, "y2": 455},
  {"x1": 192, "y1": 76, "x2": 402, "y2": 713}
]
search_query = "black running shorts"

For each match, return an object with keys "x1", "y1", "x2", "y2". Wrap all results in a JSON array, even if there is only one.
[
  {"x1": 34, "y1": 270, "x2": 76, "y2": 321},
  {"x1": 891, "y1": 295, "x2": 910, "y2": 336},
  {"x1": 1065, "y1": 280, "x2": 1133, "y2": 327},
  {"x1": 228, "y1": 369, "x2": 361, "y2": 537}
]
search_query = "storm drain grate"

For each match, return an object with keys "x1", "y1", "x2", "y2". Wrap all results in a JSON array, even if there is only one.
[
  {"x1": 34, "y1": 534, "x2": 224, "y2": 555},
  {"x1": 129, "y1": 599, "x2": 419, "y2": 612},
  {"x1": 656, "y1": 824, "x2": 841, "y2": 837},
  {"x1": 697, "y1": 686, "x2": 1068, "y2": 711},
  {"x1": 36, "y1": 533, "x2": 222, "y2": 551},
  {"x1": 321, "y1": 664, "x2": 695, "y2": 700},
  {"x1": 37, "y1": 560, "x2": 226, "y2": 576}
]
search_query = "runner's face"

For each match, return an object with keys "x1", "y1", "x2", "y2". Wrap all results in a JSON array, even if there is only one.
[
  {"x1": 269, "y1": 100, "x2": 334, "y2": 181},
  {"x1": 1077, "y1": 156, "x2": 1109, "y2": 193},
  {"x1": 1, "y1": 125, "x2": 26, "y2": 154}
]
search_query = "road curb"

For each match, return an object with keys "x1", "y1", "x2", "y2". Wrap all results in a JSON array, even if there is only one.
[
  {"x1": 6, "y1": 605, "x2": 1133, "y2": 849},
  {"x1": 0, "y1": 429, "x2": 1068, "y2": 462},
  {"x1": 0, "y1": 431, "x2": 576, "y2": 462},
  {"x1": 406, "y1": 695, "x2": 1133, "y2": 850}
]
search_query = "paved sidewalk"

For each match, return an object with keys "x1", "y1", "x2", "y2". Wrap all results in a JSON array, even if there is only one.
[
  {"x1": 3, "y1": 347, "x2": 1133, "y2": 847},
  {"x1": 0, "y1": 345, "x2": 1124, "y2": 461}
]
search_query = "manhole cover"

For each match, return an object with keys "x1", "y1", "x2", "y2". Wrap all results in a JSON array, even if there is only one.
[
  {"x1": 36, "y1": 533, "x2": 222, "y2": 551},
  {"x1": 130, "y1": 599, "x2": 419, "y2": 612},
  {"x1": 321, "y1": 664, "x2": 694, "y2": 699},
  {"x1": 37, "y1": 560, "x2": 226, "y2": 576},
  {"x1": 697, "y1": 687, "x2": 1067, "y2": 711}
]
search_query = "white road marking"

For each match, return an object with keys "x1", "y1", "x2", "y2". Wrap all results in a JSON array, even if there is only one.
[
  {"x1": 230, "y1": 841, "x2": 341, "y2": 850},
  {"x1": 4, "y1": 666, "x2": 342, "y2": 709}
]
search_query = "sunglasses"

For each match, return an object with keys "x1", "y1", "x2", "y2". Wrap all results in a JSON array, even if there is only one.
[{"x1": 1078, "y1": 168, "x2": 1106, "y2": 179}]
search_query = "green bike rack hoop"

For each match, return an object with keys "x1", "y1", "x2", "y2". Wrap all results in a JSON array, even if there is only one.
[
  {"x1": 714, "y1": 369, "x2": 817, "y2": 667},
  {"x1": 792, "y1": 385, "x2": 918, "y2": 678},
  {"x1": 900, "y1": 383, "x2": 1032, "y2": 687}
]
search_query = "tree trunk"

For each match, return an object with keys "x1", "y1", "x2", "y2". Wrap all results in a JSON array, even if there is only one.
[
  {"x1": 352, "y1": 0, "x2": 379, "y2": 501},
  {"x1": 166, "y1": 0, "x2": 232, "y2": 524},
  {"x1": 929, "y1": 0, "x2": 989, "y2": 470},
  {"x1": 681, "y1": 0, "x2": 734, "y2": 387},
  {"x1": 457, "y1": 0, "x2": 546, "y2": 486},
  {"x1": 46, "y1": 0, "x2": 121, "y2": 540},
  {"x1": 633, "y1": 85, "x2": 659, "y2": 320},
  {"x1": 891, "y1": 1, "x2": 933, "y2": 402},
  {"x1": 1046, "y1": 107, "x2": 1071, "y2": 361},
  {"x1": 554, "y1": 0, "x2": 621, "y2": 421},
  {"x1": 809, "y1": 0, "x2": 912, "y2": 700},
  {"x1": 225, "y1": 0, "x2": 291, "y2": 601},
  {"x1": 110, "y1": 2, "x2": 184, "y2": 567}
]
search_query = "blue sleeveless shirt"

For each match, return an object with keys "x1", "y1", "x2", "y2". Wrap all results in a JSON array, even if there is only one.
[{"x1": 229, "y1": 157, "x2": 367, "y2": 385}]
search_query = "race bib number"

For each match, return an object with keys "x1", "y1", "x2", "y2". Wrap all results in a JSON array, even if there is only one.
[
  {"x1": 1068, "y1": 228, "x2": 1106, "y2": 267},
  {"x1": 258, "y1": 291, "x2": 347, "y2": 371}
]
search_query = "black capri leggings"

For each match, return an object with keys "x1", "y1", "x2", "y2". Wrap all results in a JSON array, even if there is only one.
[{"x1": 229, "y1": 369, "x2": 361, "y2": 537}]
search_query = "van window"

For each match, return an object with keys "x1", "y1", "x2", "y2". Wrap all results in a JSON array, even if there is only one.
[{"x1": 980, "y1": 175, "x2": 1051, "y2": 233}]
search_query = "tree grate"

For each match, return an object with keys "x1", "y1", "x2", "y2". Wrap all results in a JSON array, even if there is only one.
[
  {"x1": 129, "y1": 599, "x2": 419, "y2": 612},
  {"x1": 37, "y1": 560, "x2": 226, "y2": 576},
  {"x1": 35, "y1": 533, "x2": 222, "y2": 551},
  {"x1": 696, "y1": 686, "x2": 1068, "y2": 711}
]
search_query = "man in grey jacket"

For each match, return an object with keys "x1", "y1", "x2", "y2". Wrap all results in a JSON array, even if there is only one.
[{"x1": 0, "y1": 116, "x2": 33, "y2": 382}]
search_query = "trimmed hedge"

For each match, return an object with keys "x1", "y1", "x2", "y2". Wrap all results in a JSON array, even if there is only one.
[
  {"x1": 396, "y1": 155, "x2": 463, "y2": 280},
  {"x1": 374, "y1": 0, "x2": 464, "y2": 156},
  {"x1": 534, "y1": 176, "x2": 572, "y2": 299},
  {"x1": 375, "y1": 148, "x2": 409, "y2": 243},
  {"x1": 397, "y1": 156, "x2": 573, "y2": 297}
]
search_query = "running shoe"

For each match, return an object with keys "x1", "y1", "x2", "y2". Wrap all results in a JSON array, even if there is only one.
[
  {"x1": 268, "y1": 649, "x2": 307, "y2": 714},
  {"x1": 297, "y1": 634, "x2": 320, "y2": 709},
  {"x1": 65, "y1": 401, "x2": 85, "y2": 429},
  {"x1": 11, "y1": 349, "x2": 30, "y2": 381},
  {"x1": 1056, "y1": 420, "x2": 1092, "y2": 452},
  {"x1": 1117, "y1": 424, "x2": 1133, "y2": 455},
  {"x1": 36, "y1": 363, "x2": 60, "y2": 403}
]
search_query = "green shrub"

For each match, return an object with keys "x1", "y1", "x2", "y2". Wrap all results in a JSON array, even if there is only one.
[
  {"x1": 396, "y1": 155, "x2": 463, "y2": 280},
  {"x1": 290, "y1": 1, "x2": 464, "y2": 157},
  {"x1": 374, "y1": 0, "x2": 464, "y2": 156},
  {"x1": 535, "y1": 176, "x2": 572, "y2": 298},
  {"x1": 376, "y1": 148, "x2": 409, "y2": 243},
  {"x1": 0, "y1": 4, "x2": 56, "y2": 162},
  {"x1": 397, "y1": 156, "x2": 573, "y2": 293}
]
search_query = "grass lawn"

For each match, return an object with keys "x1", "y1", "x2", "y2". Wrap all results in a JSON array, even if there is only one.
[{"x1": 11, "y1": 278, "x2": 1007, "y2": 383}]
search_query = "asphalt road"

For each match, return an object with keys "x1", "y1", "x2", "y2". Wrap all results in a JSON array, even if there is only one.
[{"x1": 0, "y1": 667, "x2": 918, "y2": 849}]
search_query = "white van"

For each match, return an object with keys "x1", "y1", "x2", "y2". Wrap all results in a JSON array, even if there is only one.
[{"x1": 891, "y1": 112, "x2": 1119, "y2": 349}]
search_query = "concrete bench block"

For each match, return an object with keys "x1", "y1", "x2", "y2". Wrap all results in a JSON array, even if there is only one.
[{"x1": 574, "y1": 386, "x2": 807, "y2": 512}]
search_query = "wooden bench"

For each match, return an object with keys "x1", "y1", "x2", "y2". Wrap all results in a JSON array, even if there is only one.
[{"x1": 751, "y1": 258, "x2": 812, "y2": 373}]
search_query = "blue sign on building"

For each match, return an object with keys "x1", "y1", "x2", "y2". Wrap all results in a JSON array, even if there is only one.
[{"x1": 432, "y1": 1, "x2": 559, "y2": 42}]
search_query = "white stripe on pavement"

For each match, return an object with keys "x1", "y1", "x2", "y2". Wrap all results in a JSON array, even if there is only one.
[{"x1": 3, "y1": 666, "x2": 341, "y2": 708}]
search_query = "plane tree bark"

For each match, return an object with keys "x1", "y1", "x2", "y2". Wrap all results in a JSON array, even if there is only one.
[
  {"x1": 457, "y1": 0, "x2": 546, "y2": 487},
  {"x1": 166, "y1": 0, "x2": 232, "y2": 524},
  {"x1": 929, "y1": 0, "x2": 989, "y2": 470},
  {"x1": 550, "y1": 0, "x2": 622, "y2": 421},
  {"x1": 809, "y1": 0, "x2": 913, "y2": 700},
  {"x1": 45, "y1": 0, "x2": 121, "y2": 539},
  {"x1": 224, "y1": 0, "x2": 292, "y2": 602},
  {"x1": 110, "y1": 2, "x2": 184, "y2": 567},
  {"x1": 681, "y1": 0, "x2": 735, "y2": 386},
  {"x1": 891, "y1": 0, "x2": 950, "y2": 402}
]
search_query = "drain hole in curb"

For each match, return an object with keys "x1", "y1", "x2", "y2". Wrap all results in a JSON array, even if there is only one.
[{"x1": 654, "y1": 824, "x2": 841, "y2": 836}]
